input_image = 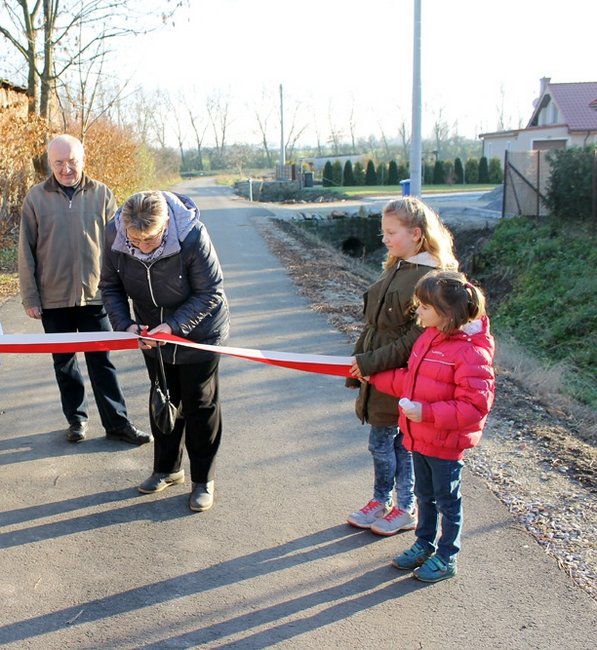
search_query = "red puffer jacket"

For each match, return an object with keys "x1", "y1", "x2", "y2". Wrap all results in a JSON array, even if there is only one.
[{"x1": 369, "y1": 316, "x2": 495, "y2": 460}]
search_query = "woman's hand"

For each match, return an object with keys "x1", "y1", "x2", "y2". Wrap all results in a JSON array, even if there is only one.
[
  {"x1": 126, "y1": 323, "x2": 151, "y2": 350},
  {"x1": 147, "y1": 323, "x2": 172, "y2": 337},
  {"x1": 128, "y1": 322, "x2": 172, "y2": 349},
  {"x1": 139, "y1": 323, "x2": 172, "y2": 349}
]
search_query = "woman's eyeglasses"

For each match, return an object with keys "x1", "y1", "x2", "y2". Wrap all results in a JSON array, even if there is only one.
[{"x1": 126, "y1": 227, "x2": 165, "y2": 248}]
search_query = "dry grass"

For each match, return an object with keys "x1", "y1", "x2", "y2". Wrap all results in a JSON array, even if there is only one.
[
  {"x1": 0, "y1": 273, "x2": 18, "y2": 305},
  {"x1": 496, "y1": 335, "x2": 597, "y2": 440}
]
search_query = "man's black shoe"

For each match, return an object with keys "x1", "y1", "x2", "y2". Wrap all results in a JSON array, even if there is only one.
[
  {"x1": 106, "y1": 422, "x2": 153, "y2": 445},
  {"x1": 66, "y1": 421, "x2": 88, "y2": 443}
]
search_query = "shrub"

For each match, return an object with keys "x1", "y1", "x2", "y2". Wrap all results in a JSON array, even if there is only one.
[
  {"x1": 0, "y1": 109, "x2": 47, "y2": 234},
  {"x1": 322, "y1": 161, "x2": 333, "y2": 187},
  {"x1": 332, "y1": 160, "x2": 343, "y2": 187},
  {"x1": 545, "y1": 146, "x2": 595, "y2": 221},
  {"x1": 488, "y1": 157, "x2": 503, "y2": 184},
  {"x1": 376, "y1": 162, "x2": 386, "y2": 185},
  {"x1": 397, "y1": 163, "x2": 409, "y2": 183},
  {"x1": 478, "y1": 156, "x2": 489, "y2": 183},
  {"x1": 365, "y1": 160, "x2": 377, "y2": 185},
  {"x1": 443, "y1": 159, "x2": 455, "y2": 184},
  {"x1": 433, "y1": 160, "x2": 445, "y2": 184},
  {"x1": 353, "y1": 161, "x2": 365, "y2": 185},
  {"x1": 465, "y1": 157, "x2": 479, "y2": 183},
  {"x1": 83, "y1": 120, "x2": 154, "y2": 204},
  {"x1": 454, "y1": 157, "x2": 464, "y2": 184},
  {"x1": 343, "y1": 160, "x2": 355, "y2": 186},
  {"x1": 387, "y1": 160, "x2": 399, "y2": 185}
]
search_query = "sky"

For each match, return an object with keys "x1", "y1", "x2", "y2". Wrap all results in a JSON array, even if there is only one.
[
  {"x1": 3, "y1": 0, "x2": 596, "y2": 149},
  {"x1": 113, "y1": 0, "x2": 596, "y2": 147}
]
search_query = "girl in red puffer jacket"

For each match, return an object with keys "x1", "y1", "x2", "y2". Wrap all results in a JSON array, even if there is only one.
[{"x1": 368, "y1": 270, "x2": 495, "y2": 583}]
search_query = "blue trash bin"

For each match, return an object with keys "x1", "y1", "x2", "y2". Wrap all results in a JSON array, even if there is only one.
[
  {"x1": 400, "y1": 178, "x2": 411, "y2": 196},
  {"x1": 303, "y1": 171, "x2": 313, "y2": 187}
]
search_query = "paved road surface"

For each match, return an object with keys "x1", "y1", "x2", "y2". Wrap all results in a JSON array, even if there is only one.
[{"x1": 0, "y1": 178, "x2": 594, "y2": 649}]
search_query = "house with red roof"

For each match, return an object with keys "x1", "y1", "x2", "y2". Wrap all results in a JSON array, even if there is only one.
[{"x1": 480, "y1": 77, "x2": 597, "y2": 166}]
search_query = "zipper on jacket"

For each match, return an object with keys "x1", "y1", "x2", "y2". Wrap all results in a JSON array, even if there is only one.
[
  {"x1": 144, "y1": 261, "x2": 179, "y2": 364},
  {"x1": 145, "y1": 265, "x2": 158, "y2": 307}
]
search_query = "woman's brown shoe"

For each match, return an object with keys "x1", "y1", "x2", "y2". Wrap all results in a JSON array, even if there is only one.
[{"x1": 138, "y1": 471, "x2": 185, "y2": 494}]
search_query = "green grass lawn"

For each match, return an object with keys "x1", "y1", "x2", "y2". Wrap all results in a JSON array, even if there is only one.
[{"x1": 316, "y1": 184, "x2": 498, "y2": 198}]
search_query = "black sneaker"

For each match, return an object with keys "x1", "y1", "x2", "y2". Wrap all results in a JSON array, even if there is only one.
[
  {"x1": 66, "y1": 421, "x2": 88, "y2": 443},
  {"x1": 106, "y1": 422, "x2": 153, "y2": 445}
]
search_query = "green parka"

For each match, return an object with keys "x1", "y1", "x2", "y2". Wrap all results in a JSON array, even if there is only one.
[{"x1": 349, "y1": 252, "x2": 439, "y2": 426}]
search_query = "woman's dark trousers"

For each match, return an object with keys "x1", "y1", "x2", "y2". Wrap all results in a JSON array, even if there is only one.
[{"x1": 145, "y1": 353, "x2": 222, "y2": 484}]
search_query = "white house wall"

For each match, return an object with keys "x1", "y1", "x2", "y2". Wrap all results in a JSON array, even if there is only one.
[{"x1": 482, "y1": 125, "x2": 597, "y2": 168}]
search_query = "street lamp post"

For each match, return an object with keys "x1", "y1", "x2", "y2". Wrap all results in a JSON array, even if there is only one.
[
  {"x1": 279, "y1": 84, "x2": 285, "y2": 177},
  {"x1": 410, "y1": 0, "x2": 422, "y2": 197}
]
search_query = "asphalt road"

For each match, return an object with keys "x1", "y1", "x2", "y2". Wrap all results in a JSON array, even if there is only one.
[{"x1": 0, "y1": 178, "x2": 595, "y2": 649}]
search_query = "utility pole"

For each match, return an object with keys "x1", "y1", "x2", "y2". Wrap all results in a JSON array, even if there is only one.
[
  {"x1": 410, "y1": 0, "x2": 422, "y2": 197},
  {"x1": 279, "y1": 83, "x2": 286, "y2": 175}
]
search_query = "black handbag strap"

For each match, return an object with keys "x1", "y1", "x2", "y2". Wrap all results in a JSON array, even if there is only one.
[{"x1": 154, "y1": 345, "x2": 169, "y2": 396}]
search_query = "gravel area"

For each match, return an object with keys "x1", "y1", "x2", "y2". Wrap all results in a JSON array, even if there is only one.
[{"x1": 258, "y1": 215, "x2": 597, "y2": 601}]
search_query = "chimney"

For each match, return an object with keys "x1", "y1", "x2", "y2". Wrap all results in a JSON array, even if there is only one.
[{"x1": 540, "y1": 77, "x2": 551, "y2": 96}]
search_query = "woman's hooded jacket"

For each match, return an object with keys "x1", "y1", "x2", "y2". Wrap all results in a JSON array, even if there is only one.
[{"x1": 100, "y1": 192, "x2": 229, "y2": 364}]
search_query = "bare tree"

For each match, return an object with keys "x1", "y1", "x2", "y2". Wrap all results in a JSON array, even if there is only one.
[
  {"x1": 169, "y1": 93, "x2": 189, "y2": 170},
  {"x1": 283, "y1": 98, "x2": 308, "y2": 161},
  {"x1": 496, "y1": 83, "x2": 508, "y2": 131},
  {"x1": 147, "y1": 89, "x2": 173, "y2": 149},
  {"x1": 119, "y1": 91, "x2": 154, "y2": 145},
  {"x1": 187, "y1": 108, "x2": 207, "y2": 172},
  {"x1": 430, "y1": 106, "x2": 452, "y2": 158},
  {"x1": 327, "y1": 101, "x2": 343, "y2": 155},
  {"x1": 112, "y1": 88, "x2": 162, "y2": 147},
  {"x1": 252, "y1": 87, "x2": 275, "y2": 167},
  {"x1": 379, "y1": 122, "x2": 391, "y2": 159},
  {"x1": 398, "y1": 120, "x2": 410, "y2": 162},
  {"x1": 254, "y1": 108, "x2": 273, "y2": 167},
  {"x1": 206, "y1": 91, "x2": 230, "y2": 165},
  {"x1": 56, "y1": 43, "x2": 136, "y2": 141},
  {"x1": 313, "y1": 119, "x2": 323, "y2": 157},
  {"x1": 348, "y1": 100, "x2": 357, "y2": 153},
  {"x1": 0, "y1": 0, "x2": 186, "y2": 123},
  {"x1": 227, "y1": 143, "x2": 253, "y2": 176}
]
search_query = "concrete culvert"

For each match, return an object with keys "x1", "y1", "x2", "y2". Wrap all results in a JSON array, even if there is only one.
[
  {"x1": 342, "y1": 236, "x2": 365, "y2": 258},
  {"x1": 342, "y1": 237, "x2": 365, "y2": 257}
]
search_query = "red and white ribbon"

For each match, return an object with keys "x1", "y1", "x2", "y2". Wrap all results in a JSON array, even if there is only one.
[
  {"x1": 0, "y1": 330, "x2": 353, "y2": 378},
  {"x1": 0, "y1": 331, "x2": 139, "y2": 353}
]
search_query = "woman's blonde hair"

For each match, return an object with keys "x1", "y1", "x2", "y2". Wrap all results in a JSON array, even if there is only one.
[
  {"x1": 415, "y1": 270, "x2": 486, "y2": 333},
  {"x1": 121, "y1": 191, "x2": 168, "y2": 233},
  {"x1": 382, "y1": 197, "x2": 458, "y2": 271}
]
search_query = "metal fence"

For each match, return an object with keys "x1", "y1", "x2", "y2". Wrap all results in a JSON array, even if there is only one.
[{"x1": 503, "y1": 150, "x2": 551, "y2": 218}]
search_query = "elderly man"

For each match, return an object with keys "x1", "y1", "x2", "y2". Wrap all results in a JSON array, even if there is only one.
[{"x1": 18, "y1": 134, "x2": 151, "y2": 445}]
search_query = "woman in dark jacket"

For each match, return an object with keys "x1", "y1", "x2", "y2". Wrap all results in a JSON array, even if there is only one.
[{"x1": 100, "y1": 190, "x2": 229, "y2": 512}]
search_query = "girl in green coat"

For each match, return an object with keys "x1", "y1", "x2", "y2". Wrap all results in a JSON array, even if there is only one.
[{"x1": 347, "y1": 197, "x2": 458, "y2": 536}]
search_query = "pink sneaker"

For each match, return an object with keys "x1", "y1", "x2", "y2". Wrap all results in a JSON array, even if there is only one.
[
  {"x1": 370, "y1": 506, "x2": 416, "y2": 536},
  {"x1": 347, "y1": 499, "x2": 392, "y2": 529}
]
